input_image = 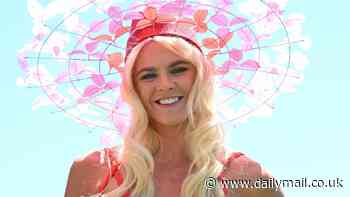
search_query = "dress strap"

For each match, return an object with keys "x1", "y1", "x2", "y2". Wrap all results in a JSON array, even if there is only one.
[
  {"x1": 225, "y1": 152, "x2": 244, "y2": 165},
  {"x1": 97, "y1": 148, "x2": 115, "y2": 193},
  {"x1": 98, "y1": 148, "x2": 131, "y2": 197},
  {"x1": 218, "y1": 152, "x2": 245, "y2": 197}
]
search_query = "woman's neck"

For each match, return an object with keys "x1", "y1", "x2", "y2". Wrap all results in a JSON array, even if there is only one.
[{"x1": 151, "y1": 122, "x2": 190, "y2": 165}]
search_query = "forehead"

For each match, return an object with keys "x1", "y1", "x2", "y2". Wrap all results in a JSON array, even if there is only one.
[{"x1": 133, "y1": 41, "x2": 183, "y2": 72}]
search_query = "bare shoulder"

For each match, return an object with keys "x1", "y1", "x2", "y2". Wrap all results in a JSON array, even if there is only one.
[
  {"x1": 221, "y1": 149, "x2": 262, "y2": 179},
  {"x1": 64, "y1": 146, "x2": 120, "y2": 197},
  {"x1": 221, "y1": 149, "x2": 284, "y2": 197}
]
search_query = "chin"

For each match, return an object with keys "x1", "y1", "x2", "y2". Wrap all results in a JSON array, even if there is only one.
[{"x1": 153, "y1": 116, "x2": 188, "y2": 127}]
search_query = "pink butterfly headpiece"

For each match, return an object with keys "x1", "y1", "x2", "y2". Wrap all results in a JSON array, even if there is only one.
[{"x1": 17, "y1": 0, "x2": 309, "y2": 146}]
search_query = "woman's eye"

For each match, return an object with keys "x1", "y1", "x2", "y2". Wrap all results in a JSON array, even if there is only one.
[
  {"x1": 170, "y1": 67, "x2": 188, "y2": 74},
  {"x1": 140, "y1": 73, "x2": 157, "y2": 80}
]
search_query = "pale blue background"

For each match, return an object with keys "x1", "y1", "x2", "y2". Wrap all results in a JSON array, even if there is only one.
[{"x1": 0, "y1": 0, "x2": 349, "y2": 196}]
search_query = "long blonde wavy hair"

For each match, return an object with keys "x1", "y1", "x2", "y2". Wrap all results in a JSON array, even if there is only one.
[{"x1": 108, "y1": 36, "x2": 226, "y2": 197}]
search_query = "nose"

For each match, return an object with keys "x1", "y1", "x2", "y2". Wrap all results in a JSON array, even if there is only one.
[{"x1": 157, "y1": 72, "x2": 175, "y2": 91}]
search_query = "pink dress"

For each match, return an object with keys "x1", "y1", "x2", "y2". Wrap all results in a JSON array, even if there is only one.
[{"x1": 98, "y1": 148, "x2": 245, "y2": 196}]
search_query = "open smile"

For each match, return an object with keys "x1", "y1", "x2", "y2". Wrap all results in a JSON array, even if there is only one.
[{"x1": 155, "y1": 96, "x2": 184, "y2": 107}]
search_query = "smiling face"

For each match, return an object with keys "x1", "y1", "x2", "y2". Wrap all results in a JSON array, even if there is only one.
[{"x1": 132, "y1": 41, "x2": 196, "y2": 128}]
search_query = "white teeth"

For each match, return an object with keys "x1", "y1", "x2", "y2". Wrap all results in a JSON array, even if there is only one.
[{"x1": 158, "y1": 97, "x2": 180, "y2": 105}]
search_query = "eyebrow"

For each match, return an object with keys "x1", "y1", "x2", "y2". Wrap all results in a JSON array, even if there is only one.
[{"x1": 135, "y1": 60, "x2": 191, "y2": 76}]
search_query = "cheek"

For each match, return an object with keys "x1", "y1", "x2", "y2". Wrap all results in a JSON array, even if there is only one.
[
  {"x1": 183, "y1": 72, "x2": 196, "y2": 92},
  {"x1": 135, "y1": 83, "x2": 152, "y2": 105}
]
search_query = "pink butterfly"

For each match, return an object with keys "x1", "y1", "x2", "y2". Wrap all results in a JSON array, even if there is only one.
[{"x1": 83, "y1": 74, "x2": 119, "y2": 97}]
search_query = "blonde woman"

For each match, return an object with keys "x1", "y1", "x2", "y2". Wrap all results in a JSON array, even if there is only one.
[{"x1": 64, "y1": 26, "x2": 284, "y2": 197}]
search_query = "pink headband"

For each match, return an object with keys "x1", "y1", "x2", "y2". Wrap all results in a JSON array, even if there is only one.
[{"x1": 125, "y1": 13, "x2": 203, "y2": 61}]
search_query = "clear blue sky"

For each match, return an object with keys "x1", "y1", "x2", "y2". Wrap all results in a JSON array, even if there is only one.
[{"x1": 0, "y1": 0, "x2": 349, "y2": 196}]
